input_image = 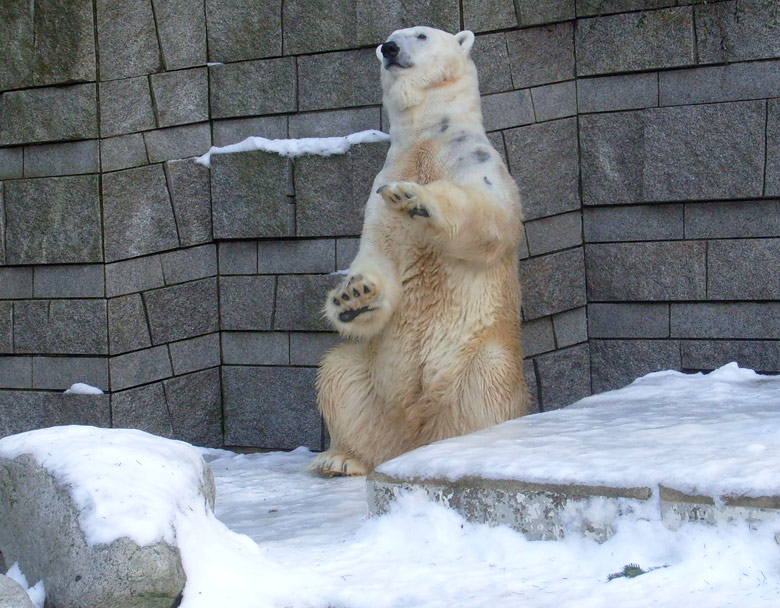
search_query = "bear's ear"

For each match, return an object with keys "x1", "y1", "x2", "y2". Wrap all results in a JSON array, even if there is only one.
[{"x1": 454, "y1": 30, "x2": 475, "y2": 55}]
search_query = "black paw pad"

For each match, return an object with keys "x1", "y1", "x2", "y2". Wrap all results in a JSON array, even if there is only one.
[{"x1": 338, "y1": 306, "x2": 371, "y2": 323}]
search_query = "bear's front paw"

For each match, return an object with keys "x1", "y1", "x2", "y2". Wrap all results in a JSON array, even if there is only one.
[
  {"x1": 327, "y1": 274, "x2": 380, "y2": 324},
  {"x1": 377, "y1": 182, "x2": 431, "y2": 219},
  {"x1": 309, "y1": 450, "x2": 369, "y2": 477}
]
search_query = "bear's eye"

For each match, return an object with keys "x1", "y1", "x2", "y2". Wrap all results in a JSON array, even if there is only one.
[{"x1": 416, "y1": 33, "x2": 427, "y2": 40}]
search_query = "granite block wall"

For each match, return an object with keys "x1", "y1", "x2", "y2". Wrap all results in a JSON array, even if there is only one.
[{"x1": 0, "y1": 0, "x2": 778, "y2": 448}]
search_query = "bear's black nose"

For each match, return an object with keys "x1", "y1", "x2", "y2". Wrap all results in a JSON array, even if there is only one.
[{"x1": 381, "y1": 41, "x2": 399, "y2": 59}]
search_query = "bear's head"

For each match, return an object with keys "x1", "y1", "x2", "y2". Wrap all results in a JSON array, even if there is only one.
[{"x1": 376, "y1": 26, "x2": 477, "y2": 112}]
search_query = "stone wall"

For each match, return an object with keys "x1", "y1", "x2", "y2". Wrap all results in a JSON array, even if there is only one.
[{"x1": 0, "y1": 0, "x2": 778, "y2": 449}]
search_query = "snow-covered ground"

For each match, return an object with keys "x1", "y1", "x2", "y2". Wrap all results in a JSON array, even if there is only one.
[{"x1": 3, "y1": 364, "x2": 780, "y2": 607}]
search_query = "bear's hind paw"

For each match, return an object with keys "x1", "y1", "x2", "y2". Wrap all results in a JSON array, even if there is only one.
[{"x1": 310, "y1": 450, "x2": 369, "y2": 477}]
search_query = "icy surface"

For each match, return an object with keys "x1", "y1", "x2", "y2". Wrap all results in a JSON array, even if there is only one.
[
  {"x1": 195, "y1": 129, "x2": 390, "y2": 167},
  {"x1": 377, "y1": 363, "x2": 780, "y2": 497}
]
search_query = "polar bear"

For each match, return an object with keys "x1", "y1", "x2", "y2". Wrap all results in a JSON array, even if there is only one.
[{"x1": 311, "y1": 26, "x2": 529, "y2": 476}]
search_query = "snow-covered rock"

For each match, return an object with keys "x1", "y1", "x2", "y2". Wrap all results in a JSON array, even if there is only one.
[
  {"x1": 0, "y1": 574, "x2": 34, "y2": 608},
  {"x1": 0, "y1": 427, "x2": 216, "y2": 608}
]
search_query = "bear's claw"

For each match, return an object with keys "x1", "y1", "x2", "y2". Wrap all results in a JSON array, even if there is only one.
[{"x1": 378, "y1": 182, "x2": 431, "y2": 220}]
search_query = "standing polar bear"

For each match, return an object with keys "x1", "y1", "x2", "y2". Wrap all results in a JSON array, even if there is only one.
[{"x1": 312, "y1": 26, "x2": 529, "y2": 476}]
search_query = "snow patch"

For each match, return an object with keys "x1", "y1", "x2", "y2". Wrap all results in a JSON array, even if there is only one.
[
  {"x1": 5, "y1": 563, "x2": 45, "y2": 608},
  {"x1": 63, "y1": 383, "x2": 104, "y2": 395}
]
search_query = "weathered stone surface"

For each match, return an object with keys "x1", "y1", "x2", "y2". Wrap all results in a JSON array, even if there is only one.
[
  {"x1": 33, "y1": 265, "x2": 104, "y2": 298},
  {"x1": 144, "y1": 278, "x2": 219, "y2": 345},
  {"x1": 0, "y1": 148, "x2": 24, "y2": 180},
  {"x1": 5, "y1": 175, "x2": 102, "y2": 264},
  {"x1": 523, "y1": 361, "x2": 540, "y2": 414},
  {"x1": 471, "y1": 33, "x2": 513, "y2": 95},
  {"x1": 102, "y1": 165, "x2": 179, "y2": 262},
  {"x1": 0, "y1": 268, "x2": 32, "y2": 299},
  {"x1": 0, "y1": 187, "x2": 4, "y2": 266},
  {"x1": 105, "y1": 255, "x2": 165, "y2": 298},
  {"x1": 576, "y1": 0, "x2": 675, "y2": 17},
  {"x1": 519, "y1": 248, "x2": 586, "y2": 320},
  {"x1": 289, "y1": 107, "x2": 381, "y2": 139},
  {"x1": 96, "y1": 0, "x2": 161, "y2": 80},
  {"x1": 0, "y1": 574, "x2": 34, "y2": 608},
  {"x1": 481, "y1": 90, "x2": 535, "y2": 132},
  {"x1": 525, "y1": 212, "x2": 582, "y2": 257},
  {"x1": 210, "y1": 58, "x2": 296, "y2": 119},
  {"x1": 0, "y1": 84, "x2": 97, "y2": 146},
  {"x1": 531, "y1": 81, "x2": 576, "y2": 122},
  {"x1": 536, "y1": 343, "x2": 591, "y2": 410},
  {"x1": 588, "y1": 303, "x2": 670, "y2": 338},
  {"x1": 583, "y1": 204, "x2": 683, "y2": 242},
  {"x1": 685, "y1": 200, "x2": 780, "y2": 239},
  {"x1": 681, "y1": 340, "x2": 780, "y2": 373},
  {"x1": 695, "y1": 0, "x2": 780, "y2": 64},
  {"x1": 0, "y1": 0, "x2": 34, "y2": 91},
  {"x1": 153, "y1": 0, "x2": 207, "y2": 70},
  {"x1": 0, "y1": 357, "x2": 32, "y2": 389},
  {"x1": 671, "y1": 303, "x2": 780, "y2": 339},
  {"x1": 24, "y1": 140, "x2": 99, "y2": 178},
  {"x1": 222, "y1": 366, "x2": 321, "y2": 449},
  {"x1": 257, "y1": 240, "x2": 335, "y2": 274},
  {"x1": 576, "y1": 7, "x2": 694, "y2": 76},
  {"x1": 0, "y1": 453, "x2": 185, "y2": 607},
  {"x1": 521, "y1": 317, "x2": 556, "y2": 357},
  {"x1": 464, "y1": 0, "x2": 517, "y2": 32},
  {"x1": 552, "y1": 306, "x2": 588, "y2": 348},
  {"x1": 660, "y1": 60, "x2": 780, "y2": 106},
  {"x1": 296, "y1": 142, "x2": 388, "y2": 236},
  {"x1": 99, "y1": 77, "x2": 156, "y2": 139},
  {"x1": 111, "y1": 382, "x2": 174, "y2": 437},
  {"x1": 767, "y1": 100, "x2": 780, "y2": 196},
  {"x1": 100, "y1": 134, "x2": 148, "y2": 173},
  {"x1": 505, "y1": 118, "x2": 580, "y2": 221},
  {"x1": 590, "y1": 339, "x2": 681, "y2": 393},
  {"x1": 289, "y1": 332, "x2": 341, "y2": 366},
  {"x1": 707, "y1": 239, "x2": 780, "y2": 300},
  {"x1": 0, "y1": 303, "x2": 11, "y2": 354},
  {"x1": 161, "y1": 244, "x2": 217, "y2": 285},
  {"x1": 14, "y1": 299, "x2": 107, "y2": 355},
  {"x1": 586, "y1": 242, "x2": 706, "y2": 301},
  {"x1": 168, "y1": 333, "x2": 220, "y2": 375},
  {"x1": 218, "y1": 242, "x2": 257, "y2": 275},
  {"x1": 336, "y1": 238, "x2": 360, "y2": 270},
  {"x1": 151, "y1": 68, "x2": 209, "y2": 128},
  {"x1": 108, "y1": 294, "x2": 152, "y2": 355},
  {"x1": 144, "y1": 123, "x2": 211, "y2": 163},
  {"x1": 205, "y1": 0, "x2": 281, "y2": 62},
  {"x1": 298, "y1": 48, "x2": 381, "y2": 111},
  {"x1": 221, "y1": 332, "x2": 289, "y2": 366},
  {"x1": 32, "y1": 356, "x2": 109, "y2": 391},
  {"x1": 578, "y1": 72, "x2": 658, "y2": 114},
  {"x1": 219, "y1": 276, "x2": 275, "y2": 331},
  {"x1": 517, "y1": 0, "x2": 574, "y2": 25},
  {"x1": 110, "y1": 346, "x2": 173, "y2": 391},
  {"x1": 0, "y1": 392, "x2": 110, "y2": 437},
  {"x1": 164, "y1": 368, "x2": 223, "y2": 447},
  {"x1": 213, "y1": 116, "x2": 288, "y2": 147},
  {"x1": 275, "y1": 275, "x2": 336, "y2": 331},
  {"x1": 506, "y1": 23, "x2": 574, "y2": 89},
  {"x1": 164, "y1": 159, "x2": 213, "y2": 247}
]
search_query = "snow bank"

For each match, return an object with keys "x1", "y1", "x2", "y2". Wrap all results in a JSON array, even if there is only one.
[{"x1": 5, "y1": 563, "x2": 44, "y2": 608}]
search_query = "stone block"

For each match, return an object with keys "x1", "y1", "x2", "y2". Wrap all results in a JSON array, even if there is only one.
[
  {"x1": 111, "y1": 382, "x2": 173, "y2": 437},
  {"x1": 31, "y1": 356, "x2": 110, "y2": 391},
  {"x1": 161, "y1": 244, "x2": 217, "y2": 285},
  {"x1": 583, "y1": 204, "x2": 684, "y2": 242},
  {"x1": 695, "y1": 0, "x2": 780, "y2": 64},
  {"x1": 257, "y1": 240, "x2": 335, "y2": 274},
  {"x1": 23, "y1": 140, "x2": 98, "y2": 178},
  {"x1": 0, "y1": 303, "x2": 11, "y2": 353},
  {"x1": 222, "y1": 366, "x2": 321, "y2": 449},
  {"x1": 105, "y1": 255, "x2": 165, "y2": 298},
  {"x1": 275, "y1": 275, "x2": 336, "y2": 331},
  {"x1": 108, "y1": 294, "x2": 152, "y2": 355},
  {"x1": 767, "y1": 100, "x2": 780, "y2": 196},
  {"x1": 33, "y1": 265, "x2": 104, "y2": 298},
  {"x1": 576, "y1": 7, "x2": 694, "y2": 76},
  {"x1": 588, "y1": 303, "x2": 670, "y2": 339},
  {"x1": 553, "y1": 307, "x2": 588, "y2": 348},
  {"x1": 519, "y1": 248, "x2": 586, "y2": 320},
  {"x1": 289, "y1": 107, "x2": 381, "y2": 139},
  {"x1": 100, "y1": 134, "x2": 148, "y2": 173},
  {"x1": 298, "y1": 48, "x2": 381, "y2": 112},
  {"x1": 221, "y1": 332, "x2": 289, "y2": 366},
  {"x1": 659, "y1": 60, "x2": 780, "y2": 106},
  {"x1": 152, "y1": 0, "x2": 207, "y2": 70},
  {"x1": 464, "y1": 0, "x2": 517, "y2": 32},
  {"x1": 336, "y1": 238, "x2": 360, "y2": 270},
  {"x1": 144, "y1": 123, "x2": 211, "y2": 163},
  {"x1": 296, "y1": 142, "x2": 388, "y2": 236},
  {"x1": 102, "y1": 165, "x2": 179, "y2": 262},
  {"x1": 151, "y1": 68, "x2": 209, "y2": 128},
  {"x1": 99, "y1": 77, "x2": 156, "y2": 139},
  {"x1": 218, "y1": 242, "x2": 258, "y2": 275},
  {"x1": 0, "y1": 268, "x2": 32, "y2": 299},
  {"x1": 685, "y1": 200, "x2": 780, "y2": 239},
  {"x1": 525, "y1": 211, "x2": 582, "y2": 257},
  {"x1": 707, "y1": 239, "x2": 780, "y2": 300},
  {"x1": 504, "y1": 118, "x2": 580, "y2": 221},
  {"x1": 590, "y1": 339, "x2": 681, "y2": 393},
  {"x1": 110, "y1": 346, "x2": 173, "y2": 391},
  {"x1": 282, "y1": 0, "x2": 357, "y2": 54},
  {"x1": 0, "y1": 574, "x2": 33, "y2": 608},
  {"x1": 517, "y1": 0, "x2": 574, "y2": 25},
  {"x1": 210, "y1": 58, "x2": 296, "y2": 119},
  {"x1": 471, "y1": 33, "x2": 513, "y2": 95},
  {"x1": 506, "y1": 23, "x2": 574, "y2": 89},
  {"x1": 0, "y1": 147, "x2": 23, "y2": 180},
  {"x1": 578, "y1": 72, "x2": 658, "y2": 114},
  {"x1": 523, "y1": 360, "x2": 539, "y2": 414},
  {"x1": 289, "y1": 332, "x2": 342, "y2": 366},
  {"x1": 96, "y1": 0, "x2": 161, "y2": 80},
  {"x1": 585, "y1": 242, "x2": 706, "y2": 301},
  {"x1": 521, "y1": 317, "x2": 556, "y2": 357},
  {"x1": 681, "y1": 340, "x2": 780, "y2": 373},
  {"x1": 143, "y1": 278, "x2": 219, "y2": 345},
  {"x1": 535, "y1": 343, "x2": 591, "y2": 410},
  {"x1": 219, "y1": 276, "x2": 275, "y2": 331},
  {"x1": 205, "y1": 0, "x2": 281, "y2": 62},
  {"x1": 5, "y1": 175, "x2": 102, "y2": 264},
  {"x1": 481, "y1": 90, "x2": 535, "y2": 132},
  {"x1": 211, "y1": 151, "x2": 290, "y2": 239},
  {"x1": 14, "y1": 299, "x2": 108, "y2": 355},
  {"x1": 164, "y1": 159, "x2": 212, "y2": 247},
  {"x1": 168, "y1": 333, "x2": 220, "y2": 375},
  {"x1": 530, "y1": 81, "x2": 576, "y2": 122},
  {"x1": 212, "y1": 116, "x2": 288, "y2": 147},
  {"x1": 0, "y1": 391, "x2": 110, "y2": 437},
  {"x1": 0, "y1": 357, "x2": 32, "y2": 389},
  {"x1": 0, "y1": 0, "x2": 33, "y2": 91},
  {"x1": 576, "y1": 0, "x2": 675, "y2": 17},
  {"x1": 0, "y1": 84, "x2": 97, "y2": 146},
  {"x1": 670, "y1": 302, "x2": 780, "y2": 339},
  {"x1": 164, "y1": 368, "x2": 223, "y2": 447}
]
